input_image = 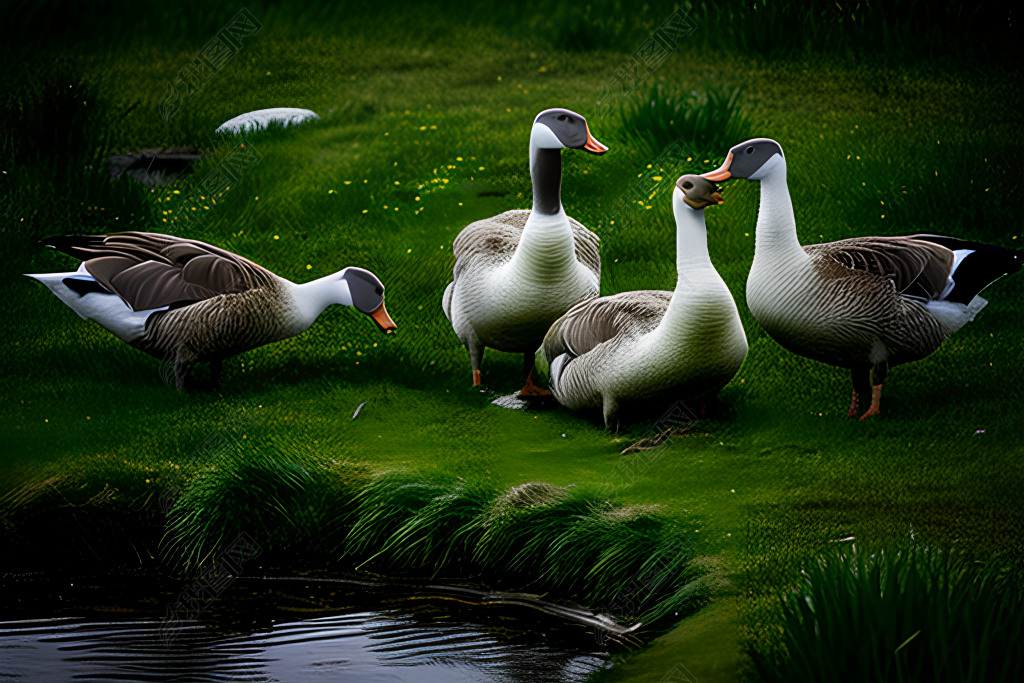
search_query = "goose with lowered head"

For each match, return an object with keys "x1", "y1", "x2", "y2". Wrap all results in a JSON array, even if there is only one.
[{"x1": 27, "y1": 232, "x2": 395, "y2": 390}]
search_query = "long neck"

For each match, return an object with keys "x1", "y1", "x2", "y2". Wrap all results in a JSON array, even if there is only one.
[
  {"x1": 507, "y1": 136, "x2": 575, "y2": 282},
  {"x1": 508, "y1": 209, "x2": 578, "y2": 281},
  {"x1": 530, "y1": 146, "x2": 562, "y2": 216},
  {"x1": 753, "y1": 160, "x2": 806, "y2": 266},
  {"x1": 290, "y1": 273, "x2": 350, "y2": 329},
  {"x1": 656, "y1": 204, "x2": 721, "y2": 334},
  {"x1": 673, "y1": 205, "x2": 712, "y2": 274}
]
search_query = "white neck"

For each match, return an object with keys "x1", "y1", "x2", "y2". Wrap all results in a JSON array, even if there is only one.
[
  {"x1": 507, "y1": 209, "x2": 578, "y2": 282},
  {"x1": 655, "y1": 193, "x2": 722, "y2": 333},
  {"x1": 672, "y1": 196, "x2": 713, "y2": 274},
  {"x1": 289, "y1": 271, "x2": 352, "y2": 328},
  {"x1": 751, "y1": 156, "x2": 806, "y2": 267}
]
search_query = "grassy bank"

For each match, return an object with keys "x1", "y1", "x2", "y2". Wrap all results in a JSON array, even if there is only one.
[
  {"x1": 2, "y1": 1, "x2": 1023, "y2": 680},
  {"x1": 1, "y1": 437, "x2": 711, "y2": 639}
]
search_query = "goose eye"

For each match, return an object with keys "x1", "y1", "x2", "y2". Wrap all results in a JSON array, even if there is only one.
[
  {"x1": 557, "y1": 115, "x2": 567, "y2": 121},
  {"x1": 682, "y1": 181, "x2": 693, "y2": 190},
  {"x1": 745, "y1": 146, "x2": 755, "y2": 155}
]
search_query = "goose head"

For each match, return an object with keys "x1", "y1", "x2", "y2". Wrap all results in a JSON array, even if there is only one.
[
  {"x1": 530, "y1": 108, "x2": 608, "y2": 155},
  {"x1": 340, "y1": 267, "x2": 396, "y2": 333},
  {"x1": 703, "y1": 138, "x2": 785, "y2": 182},
  {"x1": 675, "y1": 174, "x2": 724, "y2": 212},
  {"x1": 529, "y1": 108, "x2": 607, "y2": 215}
]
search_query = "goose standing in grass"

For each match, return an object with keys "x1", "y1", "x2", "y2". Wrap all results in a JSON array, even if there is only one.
[
  {"x1": 27, "y1": 232, "x2": 396, "y2": 390},
  {"x1": 443, "y1": 108, "x2": 608, "y2": 397},
  {"x1": 536, "y1": 175, "x2": 747, "y2": 427},
  {"x1": 703, "y1": 138, "x2": 1021, "y2": 419}
]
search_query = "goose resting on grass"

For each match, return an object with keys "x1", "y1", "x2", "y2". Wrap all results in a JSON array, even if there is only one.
[
  {"x1": 536, "y1": 175, "x2": 748, "y2": 427},
  {"x1": 442, "y1": 108, "x2": 607, "y2": 398},
  {"x1": 27, "y1": 232, "x2": 396, "y2": 390},
  {"x1": 703, "y1": 138, "x2": 1021, "y2": 419}
]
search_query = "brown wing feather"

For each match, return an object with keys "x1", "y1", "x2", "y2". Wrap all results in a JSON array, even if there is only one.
[
  {"x1": 45, "y1": 231, "x2": 275, "y2": 311},
  {"x1": 103, "y1": 260, "x2": 221, "y2": 311},
  {"x1": 807, "y1": 236, "x2": 953, "y2": 299},
  {"x1": 180, "y1": 254, "x2": 250, "y2": 294},
  {"x1": 543, "y1": 291, "x2": 670, "y2": 361}
]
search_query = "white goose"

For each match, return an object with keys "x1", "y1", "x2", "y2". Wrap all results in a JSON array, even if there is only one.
[
  {"x1": 704, "y1": 138, "x2": 1021, "y2": 418},
  {"x1": 27, "y1": 232, "x2": 396, "y2": 390},
  {"x1": 442, "y1": 108, "x2": 608, "y2": 397},
  {"x1": 536, "y1": 175, "x2": 748, "y2": 427}
]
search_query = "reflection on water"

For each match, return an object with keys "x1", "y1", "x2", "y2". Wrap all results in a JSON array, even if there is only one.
[{"x1": 0, "y1": 577, "x2": 612, "y2": 682}]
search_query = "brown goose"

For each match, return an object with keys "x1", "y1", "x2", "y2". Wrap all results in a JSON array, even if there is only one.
[
  {"x1": 27, "y1": 232, "x2": 395, "y2": 390},
  {"x1": 536, "y1": 176, "x2": 747, "y2": 427},
  {"x1": 704, "y1": 138, "x2": 1021, "y2": 418},
  {"x1": 442, "y1": 108, "x2": 607, "y2": 398}
]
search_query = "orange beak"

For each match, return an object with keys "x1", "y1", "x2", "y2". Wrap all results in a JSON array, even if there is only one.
[
  {"x1": 703, "y1": 152, "x2": 733, "y2": 181},
  {"x1": 583, "y1": 124, "x2": 608, "y2": 154},
  {"x1": 369, "y1": 301, "x2": 397, "y2": 333}
]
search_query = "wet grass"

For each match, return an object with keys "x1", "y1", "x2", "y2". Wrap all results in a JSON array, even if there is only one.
[
  {"x1": 747, "y1": 543, "x2": 1023, "y2": 682},
  {"x1": 1, "y1": 2, "x2": 1023, "y2": 680}
]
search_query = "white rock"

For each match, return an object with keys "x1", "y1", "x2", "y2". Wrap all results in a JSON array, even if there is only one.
[
  {"x1": 491, "y1": 393, "x2": 529, "y2": 410},
  {"x1": 215, "y1": 108, "x2": 320, "y2": 134}
]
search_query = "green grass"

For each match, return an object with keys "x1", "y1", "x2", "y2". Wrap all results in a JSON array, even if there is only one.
[
  {"x1": 615, "y1": 81, "x2": 753, "y2": 160},
  {"x1": 3, "y1": 437, "x2": 711, "y2": 636},
  {"x1": 747, "y1": 543, "x2": 1023, "y2": 682},
  {"x1": 2, "y1": 2, "x2": 1023, "y2": 680}
]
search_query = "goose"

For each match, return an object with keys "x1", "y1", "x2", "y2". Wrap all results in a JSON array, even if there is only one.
[
  {"x1": 703, "y1": 138, "x2": 1021, "y2": 419},
  {"x1": 442, "y1": 108, "x2": 608, "y2": 398},
  {"x1": 536, "y1": 175, "x2": 748, "y2": 427},
  {"x1": 26, "y1": 232, "x2": 396, "y2": 390}
]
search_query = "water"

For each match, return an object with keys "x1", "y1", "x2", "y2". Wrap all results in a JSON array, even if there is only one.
[{"x1": 0, "y1": 576, "x2": 613, "y2": 682}]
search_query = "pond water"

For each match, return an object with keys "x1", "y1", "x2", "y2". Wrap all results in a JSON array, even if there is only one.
[{"x1": 0, "y1": 576, "x2": 613, "y2": 682}]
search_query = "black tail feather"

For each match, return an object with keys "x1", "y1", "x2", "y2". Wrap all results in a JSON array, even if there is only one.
[
  {"x1": 40, "y1": 234, "x2": 109, "y2": 262},
  {"x1": 910, "y1": 234, "x2": 1021, "y2": 304},
  {"x1": 63, "y1": 277, "x2": 112, "y2": 297}
]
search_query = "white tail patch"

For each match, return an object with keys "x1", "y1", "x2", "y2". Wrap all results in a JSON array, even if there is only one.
[
  {"x1": 939, "y1": 249, "x2": 975, "y2": 300},
  {"x1": 26, "y1": 270, "x2": 165, "y2": 343},
  {"x1": 925, "y1": 296, "x2": 988, "y2": 335}
]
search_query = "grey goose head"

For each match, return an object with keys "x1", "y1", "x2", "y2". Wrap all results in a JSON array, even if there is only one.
[
  {"x1": 676, "y1": 175, "x2": 724, "y2": 211},
  {"x1": 341, "y1": 267, "x2": 396, "y2": 332},
  {"x1": 532, "y1": 108, "x2": 608, "y2": 154},
  {"x1": 704, "y1": 138, "x2": 785, "y2": 182}
]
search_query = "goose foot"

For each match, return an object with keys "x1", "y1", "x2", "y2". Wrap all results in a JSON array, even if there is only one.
[
  {"x1": 517, "y1": 371, "x2": 550, "y2": 399},
  {"x1": 847, "y1": 367, "x2": 871, "y2": 419},
  {"x1": 472, "y1": 370, "x2": 482, "y2": 387},
  {"x1": 859, "y1": 385, "x2": 883, "y2": 420},
  {"x1": 845, "y1": 390, "x2": 860, "y2": 419}
]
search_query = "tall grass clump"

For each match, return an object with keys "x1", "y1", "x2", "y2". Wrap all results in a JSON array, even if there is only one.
[
  {"x1": 344, "y1": 477, "x2": 709, "y2": 629},
  {"x1": 163, "y1": 441, "x2": 363, "y2": 569},
  {"x1": 617, "y1": 81, "x2": 752, "y2": 160},
  {"x1": 164, "y1": 455, "x2": 709, "y2": 632},
  {"x1": 344, "y1": 471, "x2": 491, "y2": 573},
  {"x1": 748, "y1": 543, "x2": 1024, "y2": 682}
]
